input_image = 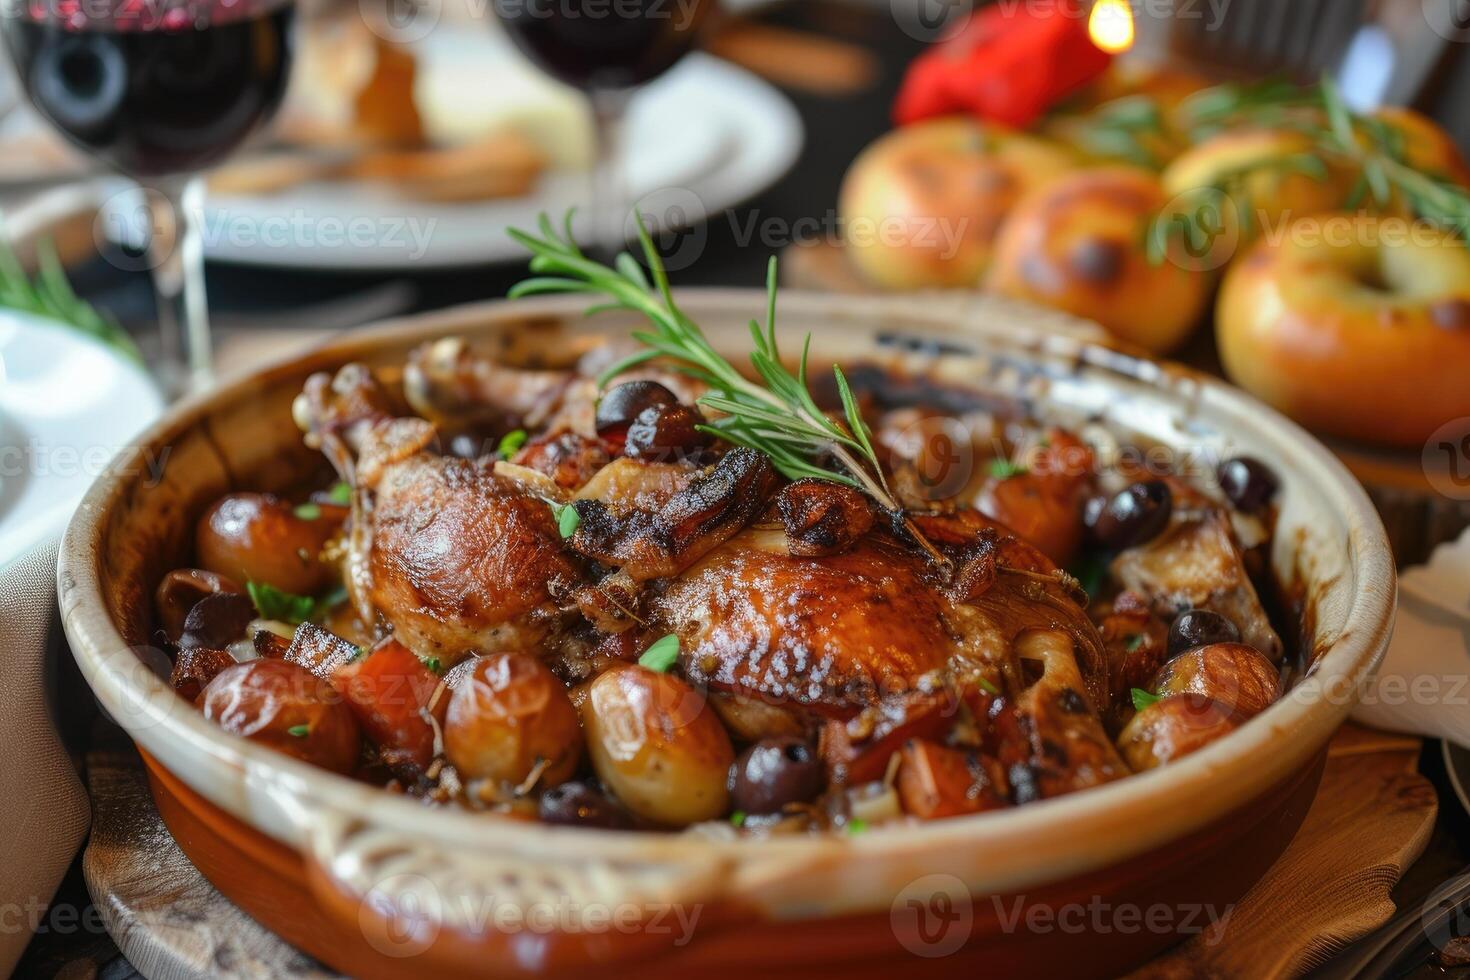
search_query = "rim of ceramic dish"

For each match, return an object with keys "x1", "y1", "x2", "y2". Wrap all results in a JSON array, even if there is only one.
[{"x1": 58, "y1": 289, "x2": 1397, "y2": 901}]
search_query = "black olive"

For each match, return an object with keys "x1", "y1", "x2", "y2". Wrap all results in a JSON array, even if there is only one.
[
  {"x1": 1167, "y1": 609, "x2": 1240, "y2": 657},
  {"x1": 1081, "y1": 492, "x2": 1108, "y2": 532},
  {"x1": 447, "y1": 432, "x2": 492, "y2": 460},
  {"x1": 538, "y1": 782, "x2": 633, "y2": 830},
  {"x1": 728, "y1": 737, "x2": 824, "y2": 815},
  {"x1": 624, "y1": 403, "x2": 713, "y2": 462},
  {"x1": 1090, "y1": 480, "x2": 1172, "y2": 550},
  {"x1": 1216, "y1": 456, "x2": 1279, "y2": 512},
  {"x1": 178, "y1": 592, "x2": 255, "y2": 651},
  {"x1": 595, "y1": 381, "x2": 679, "y2": 442}
]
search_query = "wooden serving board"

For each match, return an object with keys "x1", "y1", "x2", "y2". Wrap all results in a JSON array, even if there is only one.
[
  {"x1": 79, "y1": 723, "x2": 1433, "y2": 980},
  {"x1": 782, "y1": 240, "x2": 1470, "y2": 565}
]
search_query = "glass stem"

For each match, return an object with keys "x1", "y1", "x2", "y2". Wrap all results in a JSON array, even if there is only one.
[
  {"x1": 145, "y1": 175, "x2": 211, "y2": 396},
  {"x1": 589, "y1": 86, "x2": 630, "y2": 257}
]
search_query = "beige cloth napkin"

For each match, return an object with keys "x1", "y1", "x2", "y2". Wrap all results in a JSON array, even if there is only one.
[
  {"x1": 1351, "y1": 526, "x2": 1470, "y2": 748},
  {"x1": 0, "y1": 537, "x2": 90, "y2": 977}
]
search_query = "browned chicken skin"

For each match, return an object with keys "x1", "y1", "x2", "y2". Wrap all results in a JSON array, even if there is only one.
[
  {"x1": 295, "y1": 363, "x2": 579, "y2": 665},
  {"x1": 366, "y1": 454, "x2": 580, "y2": 661},
  {"x1": 654, "y1": 528, "x2": 994, "y2": 712}
]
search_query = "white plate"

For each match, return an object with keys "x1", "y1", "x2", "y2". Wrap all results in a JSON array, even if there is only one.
[
  {"x1": 0, "y1": 312, "x2": 163, "y2": 569},
  {"x1": 202, "y1": 54, "x2": 803, "y2": 270}
]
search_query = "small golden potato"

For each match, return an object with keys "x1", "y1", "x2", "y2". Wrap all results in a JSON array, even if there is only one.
[
  {"x1": 444, "y1": 652, "x2": 582, "y2": 786},
  {"x1": 201, "y1": 659, "x2": 361, "y2": 774},
  {"x1": 1115, "y1": 695, "x2": 1237, "y2": 772},
  {"x1": 1153, "y1": 642, "x2": 1279, "y2": 719},
  {"x1": 196, "y1": 492, "x2": 343, "y2": 596},
  {"x1": 581, "y1": 664, "x2": 733, "y2": 826}
]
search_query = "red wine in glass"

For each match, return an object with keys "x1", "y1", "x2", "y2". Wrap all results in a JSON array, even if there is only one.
[
  {"x1": 493, "y1": 0, "x2": 713, "y2": 91},
  {"x1": 0, "y1": 0, "x2": 297, "y2": 394},
  {"x1": 493, "y1": 0, "x2": 716, "y2": 252},
  {"x1": 3, "y1": 0, "x2": 294, "y2": 176}
]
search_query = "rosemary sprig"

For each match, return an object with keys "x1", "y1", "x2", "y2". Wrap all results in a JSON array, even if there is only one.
[
  {"x1": 0, "y1": 235, "x2": 140, "y2": 362},
  {"x1": 1148, "y1": 76, "x2": 1470, "y2": 261},
  {"x1": 1145, "y1": 151, "x2": 1329, "y2": 264},
  {"x1": 1053, "y1": 94, "x2": 1169, "y2": 169},
  {"x1": 507, "y1": 212, "x2": 947, "y2": 565},
  {"x1": 1176, "y1": 77, "x2": 1325, "y2": 142}
]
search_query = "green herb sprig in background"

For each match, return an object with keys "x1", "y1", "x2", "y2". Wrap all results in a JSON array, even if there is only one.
[{"x1": 0, "y1": 237, "x2": 139, "y2": 362}]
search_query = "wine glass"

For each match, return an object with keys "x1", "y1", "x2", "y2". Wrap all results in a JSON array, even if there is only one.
[
  {"x1": 493, "y1": 0, "x2": 715, "y2": 252},
  {"x1": 0, "y1": 0, "x2": 297, "y2": 394}
]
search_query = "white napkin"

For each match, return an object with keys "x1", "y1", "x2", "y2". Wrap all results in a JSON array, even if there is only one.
[
  {"x1": 1351, "y1": 527, "x2": 1470, "y2": 748},
  {"x1": 0, "y1": 537, "x2": 90, "y2": 978}
]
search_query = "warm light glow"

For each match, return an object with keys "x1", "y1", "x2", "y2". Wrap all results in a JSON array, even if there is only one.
[{"x1": 1088, "y1": 0, "x2": 1135, "y2": 54}]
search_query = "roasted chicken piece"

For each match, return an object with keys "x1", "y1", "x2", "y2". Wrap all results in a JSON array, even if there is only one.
[
  {"x1": 404, "y1": 337, "x2": 702, "y2": 440},
  {"x1": 654, "y1": 511, "x2": 1109, "y2": 721},
  {"x1": 656, "y1": 528, "x2": 995, "y2": 712},
  {"x1": 569, "y1": 448, "x2": 780, "y2": 581},
  {"x1": 1110, "y1": 479, "x2": 1283, "y2": 661},
  {"x1": 295, "y1": 364, "x2": 581, "y2": 666},
  {"x1": 405, "y1": 336, "x2": 574, "y2": 433}
]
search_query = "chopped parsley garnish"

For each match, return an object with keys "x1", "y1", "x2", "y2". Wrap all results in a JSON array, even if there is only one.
[
  {"x1": 293, "y1": 502, "x2": 322, "y2": 521},
  {"x1": 553, "y1": 502, "x2": 581, "y2": 539},
  {"x1": 423, "y1": 657, "x2": 443, "y2": 675},
  {"x1": 287, "y1": 724, "x2": 310, "y2": 738},
  {"x1": 497, "y1": 429, "x2": 529, "y2": 457},
  {"x1": 327, "y1": 481, "x2": 352, "y2": 506},
  {"x1": 1131, "y1": 688, "x2": 1163, "y2": 712},
  {"x1": 846, "y1": 818, "x2": 869, "y2": 836},
  {"x1": 247, "y1": 581, "x2": 318, "y2": 625},
  {"x1": 978, "y1": 677, "x2": 1000, "y2": 695},
  {"x1": 246, "y1": 582, "x2": 344, "y2": 626},
  {"x1": 988, "y1": 458, "x2": 1028, "y2": 479},
  {"x1": 1124, "y1": 633, "x2": 1146, "y2": 652},
  {"x1": 730, "y1": 810, "x2": 746, "y2": 828},
  {"x1": 638, "y1": 634, "x2": 681, "y2": 672}
]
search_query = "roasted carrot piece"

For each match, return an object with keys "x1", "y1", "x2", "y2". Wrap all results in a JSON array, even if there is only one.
[
  {"x1": 896, "y1": 739, "x2": 1007, "y2": 819},
  {"x1": 332, "y1": 639, "x2": 445, "y2": 773}
]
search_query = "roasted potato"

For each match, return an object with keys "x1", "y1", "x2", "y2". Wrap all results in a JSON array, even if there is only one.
[
  {"x1": 580, "y1": 664, "x2": 733, "y2": 826},
  {"x1": 444, "y1": 652, "x2": 582, "y2": 787},
  {"x1": 200, "y1": 659, "x2": 360, "y2": 774}
]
